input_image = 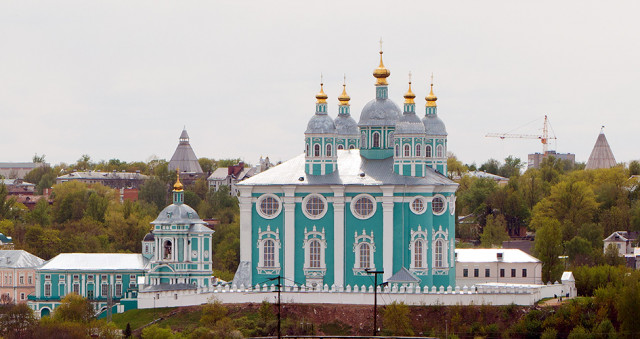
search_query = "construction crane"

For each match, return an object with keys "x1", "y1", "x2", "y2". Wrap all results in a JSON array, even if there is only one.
[{"x1": 485, "y1": 115, "x2": 557, "y2": 154}]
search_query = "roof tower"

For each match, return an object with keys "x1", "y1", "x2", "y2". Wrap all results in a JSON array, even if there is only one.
[
  {"x1": 585, "y1": 128, "x2": 616, "y2": 170},
  {"x1": 169, "y1": 129, "x2": 203, "y2": 174}
]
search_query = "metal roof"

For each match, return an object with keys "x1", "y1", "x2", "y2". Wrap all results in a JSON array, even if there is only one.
[
  {"x1": 39, "y1": 253, "x2": 148, "y2": 271},
  {"x1": 358, "y1": 98, "x2": 401, "y2": 127},
  {"x1": 334, "y1": 114, "x2": 359, "y2": 136},
  {"x1": 0, "y1": 163, "x2": 38, "y2": 169},
  {"x1": 455, "y1": 248, "x2": 541, "y2": 263},
  {"x1": 305, "y1": 113, "x2": 336, "y2": 134},
  {"x1": 238, "y1": 150, "x2": 456, "y2": 187},
  {"x1": 387, "y1": 267, "x2": 420, "y2": 283},
  {"x1": 423, "y1": 114, "x2": 448, "y2": 136},
  {"x1": 586, "y1": 132, "x2": 616, "y2": 170},
  {"x1": 169, "y1": 129, "x2": 203, "y2": 174},
  {"x1": 395, "y1": 110, "x2": 426, "y2": 135},
  {"x1": 57, "y1": 171, "x2": 149, "y2": 180},
  {"x1": 0, "y1": 250, "x2": 45, "y2": 269},
  {"x1": 152, "y1": 203, "x2": 209, "y2": 228}
]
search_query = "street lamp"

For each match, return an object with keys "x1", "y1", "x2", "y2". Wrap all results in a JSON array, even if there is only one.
[{"x1": 365, "y1": 269, "x2": 384, "y2": 336}]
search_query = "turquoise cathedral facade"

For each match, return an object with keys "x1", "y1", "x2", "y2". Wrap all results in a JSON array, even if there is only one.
[
  {"x1": 29, "y1": 175, "x2": 213, "y2": 317},
  {"x1": 234, "y1": 50, "x2": 458, "y2": 289}
]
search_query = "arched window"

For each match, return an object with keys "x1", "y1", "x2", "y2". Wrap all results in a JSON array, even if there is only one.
[
  {"x1": 425, "y1": 145, "x2": 432, "y2": 158},
  {"x1": 163, "y1": 240, "x2": 172, "y2": 260},
  {"x1": 395, "y1": 145, "x2": 399, "y2": 156},
  {"x1": 309, "y1": 240, "x2": 321, "y2": 268},
  {"x1": 314, "y1": 144, "x2": 320, "y2": 157},
  {"x1": 404, "y1": 145, "x2": 410, "y2": 157},
  {"x1": 306, "y1": 143, "x2": 309, "y2": 156},
  {"x1": 372, "y1": 132, "x2": 380, "y2": 148},
  {"x1": 264, "y1": 239, "x2": 275, "y2": 267},
  {"x1": 416, "y1": 144, "x2": 421, "y2": 157},
  {"x1": 359, "y1": 243, "x2": 371, "y2": 269},
  {"x1": 437, "y1": 144, "x2": 444, "y2": 158},
  {"x1": 349, "y1": 145, "x2": 355, "y2": 150},
  {"x1": 337, "y1": 144, "x2": 344, "y2": 150},
  {"x1": 414, "y1": 240, "x2": 424, "y2": 268},
  {"x1": 326, "y1": 144, "x2": 332, "y2": 157},
  {"x1": 434, "y1": 240, "x2": 444, "y2": 268}
]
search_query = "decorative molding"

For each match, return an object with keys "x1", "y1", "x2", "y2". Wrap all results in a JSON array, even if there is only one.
[
  {"x1": 353, "y1": 229, "x2": 375, "y2": 276},
  {"x1": 256, "y1": 194, "x2": 282, "y2": 219}
]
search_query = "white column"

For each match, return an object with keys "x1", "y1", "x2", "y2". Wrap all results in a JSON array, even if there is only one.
[
  {"x1": 381, "y1": 186, "x2": 395, "y2": 281},
  {"x1": 238, "y1": 187, "x2": 253, "y2": 262},
  {"x1": 283, "y1": 187, "x2": 297, "y2": 281},
  {"x1": 331, "y1": 186, "x2": 345, "y2": 287}
]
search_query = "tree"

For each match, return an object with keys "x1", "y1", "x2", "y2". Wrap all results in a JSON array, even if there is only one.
[
  {"x1": 629, "y1": 160, "x2": 640, "y2": 176},
  {"x1": 32, "y1": 153, "x2": 46, "y2": 164},
  {"x1": 53, "y1": 293, "x2": 94, "y2": 323},
  {"x1": 533, "y1": 218, "x2": 564, "y2": 283},
  {"x1": 0, "y1": 184, "x2": 18, "y2": 220},
  {"x1": 0, "y1": 303, "x2": 37, "y2": 338},
  {"x1": 447, "y1": 153, "x2": 467, "y2": 178},
  {"x1": 139, "y1": 178, "x2": 168, "y2": 211},
  {"x1": 479, "y1": 159, "x2": 500, "y2": 175},
  {"x1": 519, "y1": 169, "x2": 545, "y2": 210},
  {"x1": 499, "y1": 155, "x2": 523, "y2": 178},
  {"x1": 616, "y1": 273, "x2": 640, "y2": 337},
  {"x1": 381, "y1": 301, "x2": 414, "y2": 336},
  {"x1": 198, "y1": 158, "x2": 216, "y2": 174},
  {"x1": 200, "y1": 298, "x2": 228, "y2": 328},
  {"x1": 141, "y1": 324, "x2": 175, "y2": 339},
  {"x1": 604, "y1": 244, "x2": 625, "y2": 266},
  {"x1": 27, "y1": 198, "x2": 52, "y2": 226},
  {"x1": 480, "y1": 214, "x2": 510, "y2": 248},
  {"x1": 124, "y1": 323, "x2": 132, "y2": 338},
  {"x1": 565, "y1": 236, "x2": 593, "y2": 267},
  {"x1": 457, "y1": 177, "x2": 498, "y2": 225}
]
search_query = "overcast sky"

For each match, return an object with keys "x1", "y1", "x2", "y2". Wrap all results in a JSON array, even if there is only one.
[{"x1": 2, "y1": 1, "x2": 639, "y2": 168}]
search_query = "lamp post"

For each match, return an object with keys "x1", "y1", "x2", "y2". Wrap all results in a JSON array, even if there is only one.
[{"x1": 365, "y1": 269, "x2": 384, "y2": 336}]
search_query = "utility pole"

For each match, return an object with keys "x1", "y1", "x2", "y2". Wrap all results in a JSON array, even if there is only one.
[
  {"x1": 107, "y1": 284, "x2": 112, "y2": 323},
  {"x1": 365, "y1": 269, "x2": 384, "y2": 336},
  {"x1": 277, "y1": 275, "x2": 281, "y2": 339}
]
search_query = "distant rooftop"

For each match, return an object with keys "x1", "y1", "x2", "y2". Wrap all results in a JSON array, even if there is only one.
[
  {"x1": 0, "y1": 250, "x2": 45, "y2": 269},
  {"x1": 40, "y1": 253, "x2": 148, "y2": 271},
  {"x1": 456, "y1": 248, "x2": 541, "y2": 263},
  {"x1": 57, "y1": 171, "x2": 149, "y2": 180}
]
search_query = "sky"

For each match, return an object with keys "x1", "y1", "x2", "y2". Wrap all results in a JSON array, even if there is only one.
[{"x1": 1, "y1": 1, "x2": 639, "y2": 168}]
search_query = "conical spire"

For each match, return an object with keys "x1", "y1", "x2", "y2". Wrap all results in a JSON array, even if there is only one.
[{"x1": 585, "y1": 128, "x2": 616, "y2": 170}]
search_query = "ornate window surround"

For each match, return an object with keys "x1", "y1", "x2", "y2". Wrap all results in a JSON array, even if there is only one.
[
  {"x1": 409, "y1": 225, "x2": 429, "y2": 275},
  {"x1": 431, "y1": 194, "x2": 447, "y2": 216},
  {"x1": 353, "y1": 229, "x2": 376, "y2": 276},
  {"x1": 432, "y1": 225, "x2": 449, "y2": 275},
  {"x1": 302, "y1": 226, "x2": 327, "y2": 280},
  {"x1": 257, "y1": 226, "x2": 281, "y2": 275},
  {"x1": 410, "y1": 196, "x2": 427, "y2": 215}
]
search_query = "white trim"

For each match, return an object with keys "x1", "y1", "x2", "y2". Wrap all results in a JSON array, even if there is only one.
[
  {"x1": 257, "y1": 226, "x2": 281, "y2": 275},
  {"x1": 353, "y1": 229, "x2": 376, "y2": 275},
  {"x1": 431, "y1": 194, "x2": 447, "y2": 216},
  {"x1": 410, "y1": 196, "x2": 427, "y2": 215},
  {"x1": 409, "y1": 225, "x2": 429, "y2": 275},
  {"x1": 350, "y1": 194, "x2": 377, "y2": 220},
  {"x1": 256, "y1": 193, "x2": 282, "y2": 219},
  {"x1": 302, "y1": 194, "x2": 328, "y2": 220},
  {"x1": 302, "y1": 226, "x2": 327, "y2": 280}
]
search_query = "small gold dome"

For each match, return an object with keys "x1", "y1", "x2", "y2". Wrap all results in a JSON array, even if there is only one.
[
  {"x1": 426, "y1": 83, "x2": 438, "y2": 107},
  {"x1": 404, "y1": 81, "x2": 416, "y2": 104},
  {"x1": 372, "y1": 51, "x2": 390, "y2": 85},
  {"x1": 173, "y1": 168, "x2": 184, "y2": 191},
  {"x1": 316, "y1": 83, "x2": 328, "y2": 104},
  {"x1": 338, "y1": 83, "x2": 350, "y2": 105}
]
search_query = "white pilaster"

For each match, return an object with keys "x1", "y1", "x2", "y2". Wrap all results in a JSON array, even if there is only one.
[
  {"x1": 331, "y1": 185, "x2": 345, "y2": 287},
  {"x1": 283, "y1": 186, "x2": 297, "y2": 281},
  {"x1": 238, "y1": 187, "x2": 254, "y2": 262},
  {"x1": 381, "y1": 185, "x2": 395, "y2": 281}
]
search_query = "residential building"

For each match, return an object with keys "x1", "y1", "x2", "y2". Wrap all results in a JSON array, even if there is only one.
[
  {"x1": 0, "y1": 162, "x2": 48, "y2": 180},
  {"x1": 234, "y1": 50, "x2": 457, "y2": 290},
  {"x1": 528, "y1": 151, "x2": 575, "y2": 169},
  {"x1": 0, "y1": 250, "x2": 44, "y2": 303},
  {"x1": 56, "y1": 171, "x2": 149, "y2": 189},
  {"x1": 1, "y1": 179, "x2": 35, "y2": 195},
  {"x1": 207, "y1": 162, "x2": 256, "y2": 196},
  {"x1": 455, "y1": 248, "x2": 542, "y2": 285},
  {"x1": 603, "y1": 231, "x2": 638, "y2": 256}
]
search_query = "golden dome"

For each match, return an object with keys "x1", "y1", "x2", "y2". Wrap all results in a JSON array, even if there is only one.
[
  {"x1": 426, "y1": 83, "x2": 438, "y2": 107},
  {"x1": 338, "y1": 83, "x2": 350, "y2": 105},
  {"x1": 372, "y1": 51, "x2": 390, "y2": 85},
  {"x1": 173, "y1": 168, "x2": 184, "y2": 191},
  {"x1": 316, "y1": 83, "x2": 328, "y2": 104},
  {"x1": 404, "y1": 81, "x2": 416, "y2": 104}
]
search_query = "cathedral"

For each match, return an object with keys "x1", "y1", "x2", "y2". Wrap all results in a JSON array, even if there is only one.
[{"x1": 234, "y1": 50, "x2": 458, "y2": 289}]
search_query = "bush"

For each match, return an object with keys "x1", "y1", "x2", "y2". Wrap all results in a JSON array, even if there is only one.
[{"x1": 381, "y1": 301, "x2": 414, "y2": 336}]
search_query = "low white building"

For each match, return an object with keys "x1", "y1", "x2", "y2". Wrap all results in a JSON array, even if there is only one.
[{"x1": 455, "y1": 248, "x2": 543, "y2": 285}]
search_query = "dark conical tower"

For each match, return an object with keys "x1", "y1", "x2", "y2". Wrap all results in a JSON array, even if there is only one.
[{"x1": 169, "y1": 129, "x2": 203, "y2": 174}]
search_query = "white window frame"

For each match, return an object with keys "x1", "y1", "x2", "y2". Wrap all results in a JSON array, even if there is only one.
[
  {"x1": 416, "y1": 144, "x2": 421, "y2": 157},
  {"x1": 432, "y1": 226, "x2": 450, "y2": 274},
  {"x1": 353, "y1": 229, "x2": 376, "y2": 275},
  {"x1": 302, "y1": 194, "x2": 328, "y2": 220},
  {"x1": 257, "y1": 226, "x2": 281, "y2": 275},
  {"x1": 350, "y1": 194, "x2": 377, "y2": 220},
  {"x1": 302, "y1": 226, "x2": 327, "y2": 280},
  {"x1": 425, "y1": 144, "x2": 432, "y2": 158},
  {"x1": 436, "y1": 144, "x2": 444, "y2": 158},
  {"x1": 431, "y1": 194, "x2": 447, "y2": 216},
  {"x1": 326, "y1": 143, "x2": 332, "y2": 157},
  {"x1": 314, "y1": 144, "x2": 320, "y2": 157},
  {"x1": 372, "y1": 131, "x2": 381, "y2": 148},
  {"x1": 256, "y1": 194, "x2": 282, "y2": 219},
  {"x1": 409, "y1": 225, "x2": 429, "y2": 274},
  {"x1": 404, "y1": 144, "x2": 410, "y2": 157},
  {"x1": 44, "y1": 283, "x2": 51, "y2": 297},
  {"x1": 410, "y1": 197, "x2": 426, "y2": 215}
]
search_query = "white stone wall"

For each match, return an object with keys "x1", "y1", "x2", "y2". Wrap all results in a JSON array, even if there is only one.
[
  {"x1": 456, "y1": 261, "x2": 543, "y2": 286},
  {"x1": 137, "y1": 279, "x2": 575, "y2": 309}
]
